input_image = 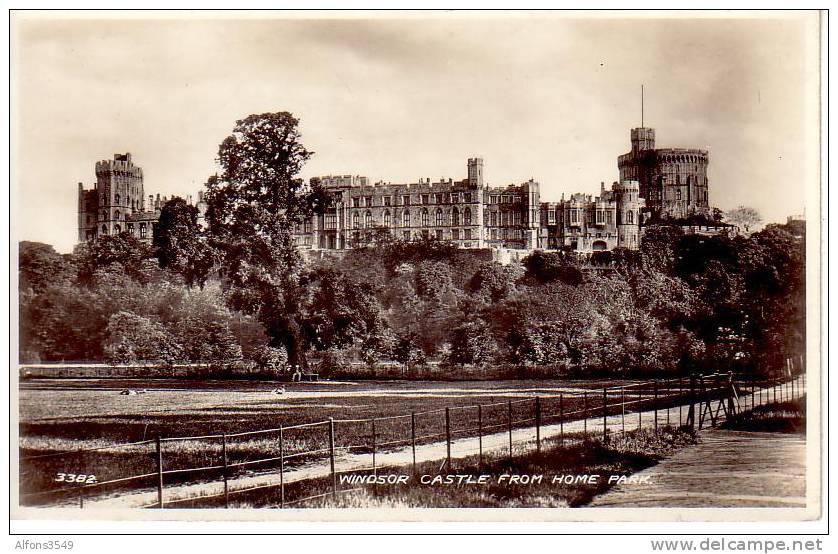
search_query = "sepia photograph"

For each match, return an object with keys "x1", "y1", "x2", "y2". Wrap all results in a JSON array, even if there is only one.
[{"x1": 8, "y1": 8, "x2": 824, "y2": 535}]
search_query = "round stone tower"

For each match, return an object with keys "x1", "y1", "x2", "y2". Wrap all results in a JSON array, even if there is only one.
[
  {"x1": 613, "y1": 179, "x2": 644, "y2": 249},
  {"x1": 617, "y1": 127, "x2": 709, "y2": 219}
]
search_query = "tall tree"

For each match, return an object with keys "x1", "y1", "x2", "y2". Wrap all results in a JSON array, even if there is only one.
[
  {"x1": 724, "y1": 205, "x2": 763, "y2": 234},
  {"x1": 18, "y1": 241, "x2": 74, "y2": 294},
  {"x1": 153, "y1": 197, "x2": 215, "y2": 288},
  {"x1": 203, "y1": 112, "x2": 330, "y2": 367},
  {"x1": 74, "y1": 232, "x2": 155, "y2": 284}
]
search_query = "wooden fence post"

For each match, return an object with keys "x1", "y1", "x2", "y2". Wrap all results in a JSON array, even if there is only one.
[
  {"x1": 687, "y1": 374, "x2": 696, "y2": 429},
  {"x1": 279, "y1": 425, "x2": 285, "y2": 508},
  {"x1": 535, "y1": 397, "x2": 541, "y2": 454},
  {"x1": 678, "y1": 378, "x2": 683, "y2": 427},
  {"x1": 602, "y1": 388, "x2": 608, "y2": 441},
  {"x1": 371, "y1": 418, "x2": 377, "y2": 478},
  {"x1": 653, "y1": 380, "x2": 658, "y2": 434},
  {"x1": 559, "y1": 394, "x2": 564, "y2": 446},
  {"x1": 666, "y1": 383, "x2": 671, "y2": 426},
  {"x1": 638, "y1": 386, "x2": 642, "y2": 431},
  {"x1": 410, "y1": 412, "x2": 417, "y2": 475},
  {"x1": 621, "y1": 386, "x2": 626, "y2": 434},
  {"x1": 507, "y1": 400, "x2": 513, "y2": 458},
  {"x1": 222, "y1": 433, "x2": 229, "y2": 509},
  {"x1": 583, "y1": 391, "x2": 588, "y2": 436},
  {"x1": 329, "y1": 418, "x2": 336, "y2": 497},
  {"x1": 445, "y1": 408, "x2": 451, "y2": 470},
  {"x1": 155, "y1": 435, "x2": 164, "y2": 509},
  {"x1": 477, "y1": 404, "x2": 483, "y2": 467}
]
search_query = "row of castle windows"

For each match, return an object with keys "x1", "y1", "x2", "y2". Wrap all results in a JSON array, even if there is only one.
[
  {"x1": 99, "y1": 222, "x2": 148, "y2": 238},
  {"x1": 349, "y1": 191, "x2": 475, "y2": 208},
  {"x1": 347, "y1": 207, "x2": 475, "y2": 229},
  {"x1": 351, "y1": 228, "x2": 476, "y2": 243}
]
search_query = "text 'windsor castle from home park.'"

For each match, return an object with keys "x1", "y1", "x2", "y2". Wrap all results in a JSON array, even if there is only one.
[{"x1": 78, "y1": 124, "x2": 716, "y2": 254}]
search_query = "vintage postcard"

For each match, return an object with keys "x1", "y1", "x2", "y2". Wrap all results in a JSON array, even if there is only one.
[{"x1": 9, "y1": 9, "x2": 824, "y2": 531}]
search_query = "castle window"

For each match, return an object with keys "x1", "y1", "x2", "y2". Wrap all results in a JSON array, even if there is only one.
[
  {"x1": 353, "y1": 212, "x2": 360, "y2": 228},
  {"x1": 114, "y1": 224, "x2": 121, "y2": 233},
  {"x1": 491, "y1": 212, "x2": 498, "y2": 226},
  {"x1": 140, "y1": 223, "x2": 147, "y2": 238},
  {"x1": 304, "y1": 219, "x2": 312, "y2": 233},
  {"x1": 115, "y1": 210, "x2": 120, "y2": 220},
  {"x1": 452, "y1": 207, "x2": 460, "y2": 226},
  {"x1": 436, "y1": 229, "x2": 443, "y2": 240},
  {"x1": 464, "y1": 228, "x2": 472, "y2": 240},
  {"x1": 491, "y1": 229, "x2": 498, "y2": 240},
  {"x1": 128, "y1": 223, "x2": 134, "y2": 234},
  {"x1": 421, "y1": 194, "x2": 429, "y2": 205},
  {"x1": 87, "y1": 215, "x2": 92, "y2": 225},
  {"x1": 513, "y1": 212, "x2": 521, "y2": 226},
  {"x1": 436, "y1": 208, "x2": 444, "y2": 226},
  {"x1": 570, "y1": 209, "x2": 579, "y2": 224},
  {"x1": 435, "y1": 193, "x2": 444, "y2": 204},
  {"x1": 675, "y1": 190, "x2": 682, "y2": 201},
  {"x1": 402, "y1": 195, "x2": 411, "y2": 206},
  {"x1": 451, "y1": 193, "x2": 460, "y2": 204},
  {"x1": 402, "y1": 210, "x2": 411, "y2": 227},
  {"x1": 403, "y1": 231, "x2": 410, "y2": 241},
  {"x1": 325, "y1": 213, "x2": 337, "y2": 229},
  {"x1": 102, "y1": 224, "x2": 108, "y2": 235},
  {"x1": 352, "y1": 198, "x2": 360, "y2": 208},
  {"x1": 464, "y1": 193, "x2": 472, "y2": 203},
  {"x1": 596, "y1": 210, "x2": 605, "y2": 225},
  {"x1": 491, "y1": 195, "x2": 498, "y2": 204},
  {"x1": 383, "y1": 210, "x2": 391, "y2": 227},
  {"x1": 383, "y1": 196, "x2": 391, "y2": 207},
  {"x1": 365, "y1": 210, "x2": 373, "y2": 228},
  {"x1": 463, "y1": 207, "x2": 472, "y2": 225},
  {"x1": 365, "y1": 196, "x2": 373, "y2": 207},
  {"x1": 627, "y1": 211, "x2": 635, "y2": 225},
  {"x1": 421, "y1": 208, "x2": 429, "y2": 227},
  {"x1": 452, "y1": 229, "x2": 460, "y2": 240},
  {"x1": 115, "y1": 194, "x2": 120, "y2": 205},
  {"x1": 676, "y1": 174, "x2": 681, "y2": 185}
]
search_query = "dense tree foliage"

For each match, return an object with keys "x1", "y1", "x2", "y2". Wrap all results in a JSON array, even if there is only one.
[
  {"x1": 153, "y1": 197, "x2": 215, "y2": 288},
  {"x1": 203, "y1": 112, "x2": 331, "y2": 367},
  {"x1": 17, "y1": 114, "x2": 804, "y2": 379}
]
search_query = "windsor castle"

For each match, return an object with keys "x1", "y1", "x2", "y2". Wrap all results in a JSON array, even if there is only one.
[{"x1": 78, "y1": 125, "x2": 715, "y2": 254}]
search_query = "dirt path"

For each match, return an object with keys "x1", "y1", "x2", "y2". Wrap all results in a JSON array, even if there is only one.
[
  {"x1": 65, "y1": 378, "x2": 804, "y2": 509},
  {"x1": 587, "y1": 430, "x2": 806, "y2": 508}
]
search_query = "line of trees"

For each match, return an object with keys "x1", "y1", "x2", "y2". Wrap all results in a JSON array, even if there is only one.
[{"x1": 17, "y1": 112, "x2": 806, "y2": 378}]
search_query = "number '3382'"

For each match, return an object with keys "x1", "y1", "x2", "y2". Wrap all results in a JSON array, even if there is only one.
[{"x1": 54, "y1": 473, "x2": 97, "y2": 483}]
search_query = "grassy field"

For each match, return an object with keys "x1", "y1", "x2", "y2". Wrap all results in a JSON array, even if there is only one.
[
  {"x1": 722, "y1": 397, "x2": 806, "y2": 434},
  {"x1": 21, "y1": 377, "x2": 658, "y2": 504},
  {"x1": 171, "y1": 427, "x2": 698, "y2": 509}
]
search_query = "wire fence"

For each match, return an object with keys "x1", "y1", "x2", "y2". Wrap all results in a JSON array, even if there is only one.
[{"x1": 19, "y1": 358, "x2": 807, "y2": 509}]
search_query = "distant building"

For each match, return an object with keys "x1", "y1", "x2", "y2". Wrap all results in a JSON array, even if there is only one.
[
  {"x1": 617, "y1": 127, "x2": 710, "y2": 219},
  {"x1": 77, "y1": 153, "x2": 206, "y2": 244},
  {"x1": 296, "y1": 158, "x2": 644, "y2": 253},
  {"x1": 77, "y1": 124, "x2": 710, "y2": 255}
]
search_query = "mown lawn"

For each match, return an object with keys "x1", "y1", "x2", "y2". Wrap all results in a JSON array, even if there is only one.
[
  {"x1": 20, "y1": 377, "x2": 647, "y2": 504},
  {"x1": 172, "y1": 426, "x2": 698, "y2": 508}
]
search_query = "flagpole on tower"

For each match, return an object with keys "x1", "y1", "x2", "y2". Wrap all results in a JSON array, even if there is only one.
[{"x1": 641, "y1": 84, "x2": 645, "y2": 127}]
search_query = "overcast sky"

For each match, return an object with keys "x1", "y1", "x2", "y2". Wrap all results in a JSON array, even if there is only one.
[{"x1": 13, "y1": 12, "x2": 819, "y2": 253}]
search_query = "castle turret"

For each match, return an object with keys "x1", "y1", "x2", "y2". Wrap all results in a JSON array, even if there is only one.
[
  {"x1": 94, "y1": 152, "x2": 144, "y2": 236},
  {"x1": 630, "y1": 127, "x2": 656, "y2": 154},
  {"x1": 613, "y1": 179, "x2": 644, "y2": 249},
  {"x1": 467, "y1": 157, "x2": 483, "y2": 189}
]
